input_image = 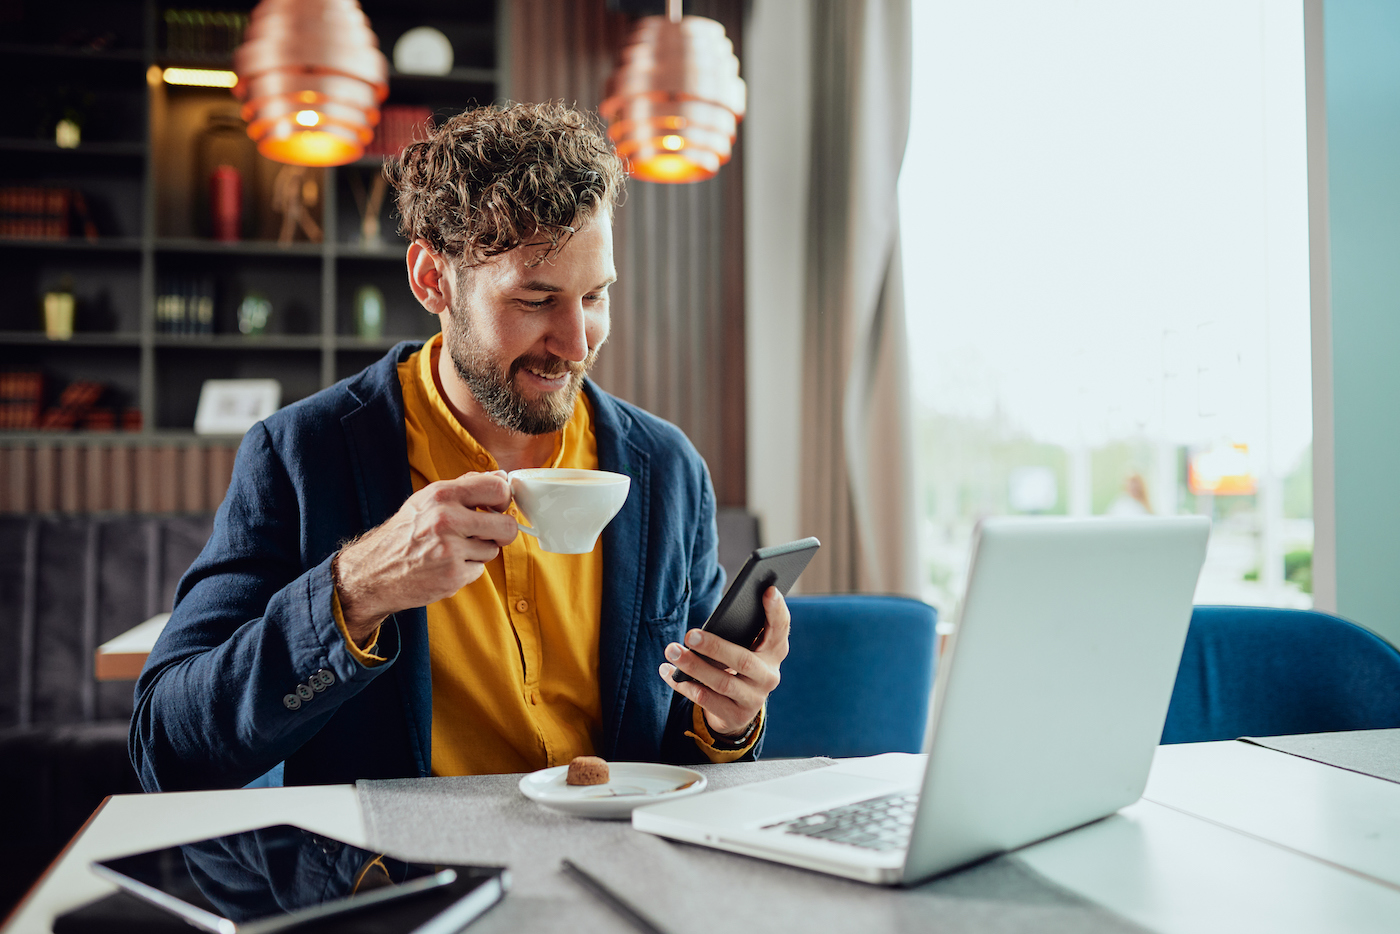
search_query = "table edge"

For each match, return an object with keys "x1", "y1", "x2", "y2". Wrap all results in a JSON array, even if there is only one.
[{"x1": 2, "y1": 795, "x2": 111, "y2": 931}]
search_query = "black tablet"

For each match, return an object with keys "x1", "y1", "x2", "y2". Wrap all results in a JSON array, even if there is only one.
[{"x1": 92, "y1": 824, "x2": 507, "y2": 934}]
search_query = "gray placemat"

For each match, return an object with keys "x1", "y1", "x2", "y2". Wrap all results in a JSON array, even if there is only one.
[
  {"x1": 357, "y1": 759, "x2": 1150, "y2": 934},
  {"x1": 1242, "y1": 729, "x2": 1400, "y2": 784}
]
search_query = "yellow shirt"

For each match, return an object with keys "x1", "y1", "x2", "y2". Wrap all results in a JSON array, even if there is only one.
[
  {"x1": 405, "y1": 335, "x2": 604, "y2": 775},
  {"x1": 334, "y1": 333, "x2": 759, "y2": 772}
]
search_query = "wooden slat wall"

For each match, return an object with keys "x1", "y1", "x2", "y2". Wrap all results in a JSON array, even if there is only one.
[
  {"x1": 508, "y1": 0, "x2": 748, "y2": 507},
  {"x1": 0, "y1": 442, "x2": 238, "y2": 515}
]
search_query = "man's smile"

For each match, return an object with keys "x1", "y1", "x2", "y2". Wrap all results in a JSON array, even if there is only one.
[{"x1": 517, "y1": 361, "x2": 575, "y2": 391}]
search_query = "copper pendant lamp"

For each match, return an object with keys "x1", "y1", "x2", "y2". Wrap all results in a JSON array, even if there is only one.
[
  {"x1": 600, "y1": 0, "x2": 746, "y2": 184},
  {"x1": 232, "y1": 0, "x2": 389, "y2": 167}
]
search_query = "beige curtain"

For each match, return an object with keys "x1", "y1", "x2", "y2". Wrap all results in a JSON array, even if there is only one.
[
  {"x1": 800, "y1": 0, "x2": 919, "y2": 596},
  {"x1": 507, "y1": 0, "x2": 748, "y2": 507}
]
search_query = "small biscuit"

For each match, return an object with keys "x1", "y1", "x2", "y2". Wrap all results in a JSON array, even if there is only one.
[{"x1": 566, "y1": 755, "x2": 610, "y2": 786}]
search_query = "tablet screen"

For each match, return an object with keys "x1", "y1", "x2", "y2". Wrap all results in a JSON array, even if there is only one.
[{"x1": 94, "y1": 824, "x2": 461, "y2": 934}]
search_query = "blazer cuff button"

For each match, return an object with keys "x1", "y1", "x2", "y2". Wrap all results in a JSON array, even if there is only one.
[
  {"x1": 283, "y1": 693, "x2": 302, "y2": 710},
  {"x1": 295, "y1": 683, "x2": 315, "y2": 701},
  {"x1": 312, "y1": 668, "x2": 335, "y2": 690}
]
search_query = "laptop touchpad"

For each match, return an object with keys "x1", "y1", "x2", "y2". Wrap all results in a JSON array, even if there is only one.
[{"x1": 755, "y1": 770, "x2": 900, "y2": 804}]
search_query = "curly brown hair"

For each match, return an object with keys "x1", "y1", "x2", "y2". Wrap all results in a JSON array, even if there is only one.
[{"x1": 384, "y1": 102, "x2": 624, "y2": 267}]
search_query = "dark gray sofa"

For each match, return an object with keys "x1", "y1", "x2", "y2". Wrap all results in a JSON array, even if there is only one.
[{"x1": 0, "y1": 515, "x2": 215, "y2": 916}]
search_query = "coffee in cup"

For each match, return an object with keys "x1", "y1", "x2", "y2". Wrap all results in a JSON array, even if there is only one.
[{"x1": 508, "y1": 468, "x2": 631, "y2": 554}]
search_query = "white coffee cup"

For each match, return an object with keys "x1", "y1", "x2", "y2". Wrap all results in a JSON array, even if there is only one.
[{"x1": 508, "y1": 468, "x2": 631, "y2": 554}]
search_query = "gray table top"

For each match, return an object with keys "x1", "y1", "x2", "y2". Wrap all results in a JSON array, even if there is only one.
[
  {"x1": 1243, "y1": 728, "x2": 1400, "y2": 785},
  {"x1": 358, "y1": 757, "x2": 1150, "y2": 934}
]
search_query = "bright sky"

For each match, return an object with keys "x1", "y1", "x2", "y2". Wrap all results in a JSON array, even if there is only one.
[{"x1": 898, "y1": 0, "x2": 1313, "y2": 476}]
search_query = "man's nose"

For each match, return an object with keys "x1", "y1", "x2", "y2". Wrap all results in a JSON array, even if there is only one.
[{"x1": 548, "y1": 301, "x2": 590, "y2": 362}]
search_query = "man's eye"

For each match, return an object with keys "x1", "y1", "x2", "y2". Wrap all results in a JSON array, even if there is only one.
[{"x1": 521, "y1": 298, "x2": 550, "y2": 308}]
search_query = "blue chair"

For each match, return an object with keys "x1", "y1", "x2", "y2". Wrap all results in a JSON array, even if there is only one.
[
  {"x1": 762, "y1": 595, "x2": 937, "y2": 758},
  {"x1": 1161, "y1": 606, "x2": 1400, "y2": 744}
]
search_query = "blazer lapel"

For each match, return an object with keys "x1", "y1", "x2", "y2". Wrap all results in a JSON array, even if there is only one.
[
  {"x1": 587, "y1": 380, "x2": 649, "y2": 758},
  {"x1": 340, "y1": 343, "x2": 432, "y2": 777}
]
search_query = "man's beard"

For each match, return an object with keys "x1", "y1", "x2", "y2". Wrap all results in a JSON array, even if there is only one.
[{"x1": 444, "y1": 313, "x2": 600, "y2": 436}]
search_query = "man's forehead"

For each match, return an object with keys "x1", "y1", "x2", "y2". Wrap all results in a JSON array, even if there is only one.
[{"x1": 491, "y1": 224, "x2": 614, "y2": 287}]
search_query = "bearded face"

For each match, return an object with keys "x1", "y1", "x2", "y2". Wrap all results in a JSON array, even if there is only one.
[{"x1": 443, "y1": 287, "x2": 602, "y2": 436}]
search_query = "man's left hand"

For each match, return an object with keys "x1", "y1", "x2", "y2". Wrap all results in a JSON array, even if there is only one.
[{"x1": 659, "y1": 586, "x2": 790, "y2": 739}]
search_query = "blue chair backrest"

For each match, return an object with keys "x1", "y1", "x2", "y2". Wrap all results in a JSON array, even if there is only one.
[
  {"x1": 762, "y1": 595, "x2": 937, "y2": 758},
  {"x1": 1162, "y1": 605, "x2": 1400, "y2": 744}
]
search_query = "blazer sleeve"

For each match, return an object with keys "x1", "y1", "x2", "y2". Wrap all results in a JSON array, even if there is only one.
[
  {"x1": 658, "y1": 460, "x2": 764, "y2": 763},
  {"x1": 129, "y1": 422, "x2": 399, "y2": 792}
]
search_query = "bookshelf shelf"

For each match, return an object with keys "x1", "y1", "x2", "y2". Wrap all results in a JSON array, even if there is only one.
[
  {"x1": 1, "y1": 0, "x2": 495, "y2": 448},
  {"x1": 334, "y1": 336, "x2": 419, "y2": 352},
  {"x1": 336, "y1": 246, "x2": 408, "y2": 262},
  {"x1": 0, "y1": 140, "x2": 148, "y2": 158},
  {"x1": 0, "y1": 237, "x2": 145, "y2": 253},
  {"x1": 154, "y1": 237, "x2": 324, "y2": 258},
  {"x1": 154, "y1": 335, "x2": 323, "y2": 350},
  {"x1": 0, "y1": 332, "x2": 143, "y2": 347},
  {"x1": 0, "y1": 42, "x2": 148, "y2": 63},
  {"x1": 0, "y1": 429, "x2": 240, "y2": 445}
]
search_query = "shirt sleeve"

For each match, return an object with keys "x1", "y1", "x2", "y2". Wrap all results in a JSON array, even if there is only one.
[
  {"x1": 331, "y1": 589, "x2": 387, "y2": 667},
  {"x1": 687, "y1": 704, "x2": 765, "y2": 763}
]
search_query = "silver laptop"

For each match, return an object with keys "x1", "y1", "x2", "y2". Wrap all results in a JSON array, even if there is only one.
[{"x1": 633, "y1": 515, "x2": 1210, "y2": 885}]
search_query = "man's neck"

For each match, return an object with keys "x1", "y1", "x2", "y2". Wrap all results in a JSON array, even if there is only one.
[{"x1": 433, "y1": 343, "x2": 560, "y2": 472}]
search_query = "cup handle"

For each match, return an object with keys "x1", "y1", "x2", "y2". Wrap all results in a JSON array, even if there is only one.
[{"x1": 516, "y1": 520, "x2": 538, "y2": 538}]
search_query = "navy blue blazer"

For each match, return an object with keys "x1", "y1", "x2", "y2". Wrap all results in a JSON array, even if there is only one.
[{"x1": 130, "y1": 343, "x2": 734, "y2": 791}]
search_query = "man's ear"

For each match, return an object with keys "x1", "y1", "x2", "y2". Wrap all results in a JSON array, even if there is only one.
[{"x1": 406, "y1": 240, "x2": 453, "y2": 315}]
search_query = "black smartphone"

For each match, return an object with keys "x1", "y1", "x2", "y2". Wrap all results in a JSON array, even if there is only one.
[{"x1": 672, "y1": 537, "x2": 821, "y2": 683}]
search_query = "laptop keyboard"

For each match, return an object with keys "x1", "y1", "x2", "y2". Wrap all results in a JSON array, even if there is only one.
[{"x1": 762, "y1": 792, "x2": 918, "y2": 853}]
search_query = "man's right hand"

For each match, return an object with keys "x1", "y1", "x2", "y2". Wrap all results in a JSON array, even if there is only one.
[{"x1": 333, "y1": 470, "x2": 518, "y2": 645}]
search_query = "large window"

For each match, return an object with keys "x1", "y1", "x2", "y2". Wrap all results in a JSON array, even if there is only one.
[{"x1": 900, "y1": 0, "x2": 1313, "y2": 619}]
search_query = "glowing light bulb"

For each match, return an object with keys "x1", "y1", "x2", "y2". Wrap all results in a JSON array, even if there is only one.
[
  {"x1": 162, "y1": 67, "x2": 238, "y2": 88},
  {"x1": 295, "y1": 110, "x2": 321, "y2": 127},
  {"x1": 661, "y1": 134, "x2": 684, "y2": 151}
]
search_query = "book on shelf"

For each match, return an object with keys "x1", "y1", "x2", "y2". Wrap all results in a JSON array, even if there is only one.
[
  {"x1": 0, "y1": 372, "x2": 43, "y2": 430},
  {"x1": 156, "y1": 277, "x2": 216, "y2": 335},
  {"x1": 0, "y1": 186, "x2": 98, "y2": 240},
  {"x1": 162, "y1": 8, "x2": 250, "y2": 60},
  {"x1": 40, "y1": 380, "x2": 105, "y2": 430},
  {"x1": 0, "y1": 374, "x2": 142, "y2": 433}
]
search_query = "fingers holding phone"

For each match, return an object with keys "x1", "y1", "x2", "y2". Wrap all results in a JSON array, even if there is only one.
[
  {"x1": 658, "y1": 537, "x2": 817, "y2": 740},
  {"x1": 660, "y1": 586, "x2": 791, "y2": 737}
]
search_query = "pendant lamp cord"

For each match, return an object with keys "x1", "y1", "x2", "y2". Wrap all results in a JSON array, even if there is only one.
[{"x1": 667, "y1": 0, "x2": 682, "y2": 23}]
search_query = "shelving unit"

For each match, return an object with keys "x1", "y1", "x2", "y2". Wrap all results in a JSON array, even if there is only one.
[{"x1": 1, "y1": 0, "x2": 501, "y2": 441}]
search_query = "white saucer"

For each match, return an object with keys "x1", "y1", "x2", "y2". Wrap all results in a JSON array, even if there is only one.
[{"x1": 518, "y1": 762, "x2": 707, "y2": 820}]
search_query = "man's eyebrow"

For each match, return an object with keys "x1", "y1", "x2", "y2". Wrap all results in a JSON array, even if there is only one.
[
  {"x1": 516, "y1": 280, "x2": 563, "y2": 293},
  {"x1": 514, "y1": 276, "x2": 616, "y2": 293}
]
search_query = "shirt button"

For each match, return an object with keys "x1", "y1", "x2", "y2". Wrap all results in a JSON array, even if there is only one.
[
  {"x1": 529, "y1": 690, "x2": 540, "y2": 705},
  {"x1": 515, "y1": 599, "x2": 528, "y2": 613},
  {"x1": 283, "y1": 694, "x2": 301, "y2": 711}
]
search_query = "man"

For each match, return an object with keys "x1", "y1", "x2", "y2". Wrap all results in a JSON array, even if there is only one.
[{"x1": 130, "y1": 103, "x2": 788, "y2": 791}]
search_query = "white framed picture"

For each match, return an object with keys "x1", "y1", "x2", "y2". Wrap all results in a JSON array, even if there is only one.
[{"x1": 194, "y1": 379, "x2": 282, "y2": 435}]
